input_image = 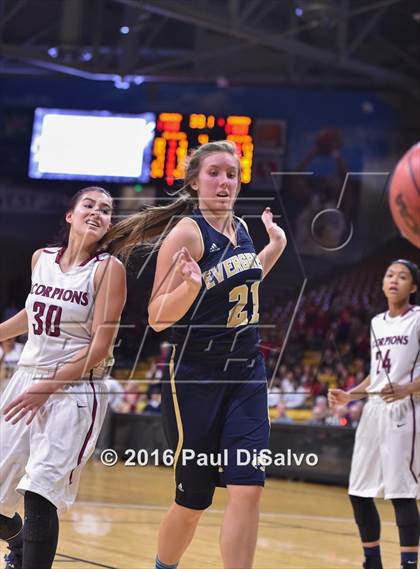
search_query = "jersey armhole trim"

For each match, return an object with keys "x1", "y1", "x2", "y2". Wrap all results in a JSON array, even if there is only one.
[
  {"x1": 185, "y1": 218, "x2": 205, "y2": 262},
  {"x1": 91, "y1": 254, "x2": 111, "y2": 294},
  {"x1": 236, "y1": 216, "x2": 249, "y2": 234},
  {"x1": 32, "y1": 248, "x2": 47, "y2": 271}
]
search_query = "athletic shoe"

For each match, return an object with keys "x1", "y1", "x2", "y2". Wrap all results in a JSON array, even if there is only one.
[{"x1": 4, "y1": 548, "x2": 22, "y2": 569}]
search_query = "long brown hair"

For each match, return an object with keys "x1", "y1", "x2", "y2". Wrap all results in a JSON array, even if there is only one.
[{"x1": 103, "y1": 140, "x2": 241, "y2": 261}]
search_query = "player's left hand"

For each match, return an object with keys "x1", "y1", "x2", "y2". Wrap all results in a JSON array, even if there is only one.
[
  {"x1": 380, "y1": 382, "x2": 409, "y2": 403},
  {"x1": 3, "y1": 380, "x2": 59, "y2": 425},
  {"x1": 261, "y1": 208, "x2": 287, "y2": 250}
]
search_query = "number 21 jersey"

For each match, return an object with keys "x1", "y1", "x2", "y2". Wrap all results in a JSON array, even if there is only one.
[{"x1": 169, "y1": 209, "x2": 263, "y2": 362}]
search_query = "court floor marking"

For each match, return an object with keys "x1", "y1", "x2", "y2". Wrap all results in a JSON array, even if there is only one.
[
  {"x1": 55, "y1": 553, "x2": 117, "y2": 569},
  {"x1": 74, "y1": 501, "x2": 395, "y2": 526}
]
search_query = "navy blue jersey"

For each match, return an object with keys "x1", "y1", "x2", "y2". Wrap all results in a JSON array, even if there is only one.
[{"x1": 169, "y1": 208, "x2": 263, "y2": 361}]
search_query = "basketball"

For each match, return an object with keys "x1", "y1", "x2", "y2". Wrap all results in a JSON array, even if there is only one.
[{"x1": 389, "y1": 142, "x2": 420, "y2": 248}]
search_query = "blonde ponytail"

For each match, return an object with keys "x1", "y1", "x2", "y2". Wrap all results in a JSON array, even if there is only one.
[{"x1": 102, "y1": 191, "x2": 195, "y2": 261}]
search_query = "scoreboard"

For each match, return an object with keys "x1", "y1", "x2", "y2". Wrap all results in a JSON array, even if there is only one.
[
  {"x1": 150, "y1": 113, "x2": 254, "y2": 186},
  {"x1": 28, "y1": 107, "x2": 267, "y2": 186}
]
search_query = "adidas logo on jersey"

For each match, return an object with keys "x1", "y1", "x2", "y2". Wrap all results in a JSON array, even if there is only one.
[{"x1": 209, "y1": 243, "x2": 220, "y2": 253}]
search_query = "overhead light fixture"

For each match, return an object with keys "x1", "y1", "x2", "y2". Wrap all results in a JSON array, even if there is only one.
[
  {"x1": 47, "y1": 47, "x2": 58, "y2": 58},
  {"x1": 114, "y1": 76, "x2": 130, "y2": 89},
  {"x1": 80, "y1": 49, "x2": 93, "y2": 62}
]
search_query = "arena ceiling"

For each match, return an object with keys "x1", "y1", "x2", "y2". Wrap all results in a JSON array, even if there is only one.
[{"x1": 0, "y1": 0, "x2": 419, "y2": 93}]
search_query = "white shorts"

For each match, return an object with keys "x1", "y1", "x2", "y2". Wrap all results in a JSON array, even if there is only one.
[
  {"x1": 0, "y1": 366, "x2": 108, "y2": 516},
  {"x1": 349, "y1": 395, "x2": 420, "y2": 500}
]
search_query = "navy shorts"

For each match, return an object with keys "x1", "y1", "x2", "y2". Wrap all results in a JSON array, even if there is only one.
[{"x1": 161, "y1": 347, "x2": 269, "y2": 510}]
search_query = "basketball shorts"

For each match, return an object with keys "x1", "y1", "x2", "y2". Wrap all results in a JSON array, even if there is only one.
[
  {"x1": 0, "y1": 366, "x2": 108, "y2": 516},
  {"x1": 349, "y1": 395, "x2": 420, "y2": 499},
  {"x1": 162, "y1": 347, "x2": 270, "y2": 510}
]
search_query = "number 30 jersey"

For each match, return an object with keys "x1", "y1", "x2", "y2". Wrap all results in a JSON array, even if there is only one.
[
  {"x1": 367, "y1": 305, "x2": 420, "y2": 393},
  {"x1": 169, "y1": 209, "x2": 263, "y2": 362},
  {"x1": 19, "y1": 247, "x2": 114, "y2": 375}
]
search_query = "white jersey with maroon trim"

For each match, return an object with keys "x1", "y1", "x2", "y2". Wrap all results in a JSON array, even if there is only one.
[
  {"x1": 19, "y1": 247, "x2": 115, "y2": 376},
  {"x1": 367, "y1": 305, "x2": 420, "y2": 394}
]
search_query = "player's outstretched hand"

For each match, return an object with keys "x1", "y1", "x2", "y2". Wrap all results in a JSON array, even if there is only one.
[
  {"x1": 173, "y1": 246, "x2": 202, "y2": 290},
  {"x1": 380, "y1": 382, "x2": 408, "y2": 403},
  {"x1": 3, "y1": 380, "x2": 58, "y2": 425},
  {"x1": 328, "y1": 388, "x2": 351, "y2": 408},
  {"x1": 261, "y1": 208, "x2": 287, "y2": 250}
]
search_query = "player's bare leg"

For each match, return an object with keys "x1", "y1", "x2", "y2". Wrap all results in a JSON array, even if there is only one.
[
  {"x1": 220, "y1": 485, "x2": 263, "y2": 569},
  {"x1": 157, "y1": 503, "x2": 204, "y2": 566},
  {"x1": 401, "y1": 546, "x2": 419, "y2": 553}
]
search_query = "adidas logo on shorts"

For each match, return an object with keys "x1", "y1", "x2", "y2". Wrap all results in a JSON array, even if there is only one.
[
  {"x1": 209, "y1": 243, "x2": 220, "y2": 253},
  {"x1": 177, "y1": 483, "x2": 184, "y2": 492}
]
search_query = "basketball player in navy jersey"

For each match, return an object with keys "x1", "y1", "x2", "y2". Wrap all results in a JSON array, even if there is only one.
[
  {"x1": 329, "y1": 260, "x2": 420, "y2": 569},
  {"x1": 0, "y1": 187, "x2": 127, "y2": 569},
  {"x1": 147, "y1": 140, "x2": 287, "y2": 569}
]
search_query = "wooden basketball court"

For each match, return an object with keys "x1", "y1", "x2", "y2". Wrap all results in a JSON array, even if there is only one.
[{"x1": 1, "y1": 459, "x2": 400, "y2": 568}]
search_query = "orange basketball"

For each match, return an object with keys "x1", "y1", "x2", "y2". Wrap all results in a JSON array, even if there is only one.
[{"x1": 389, "y1": 142, "x2": 420, "y2": 248}]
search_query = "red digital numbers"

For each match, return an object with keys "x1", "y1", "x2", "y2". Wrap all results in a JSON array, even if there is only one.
[{"x1": 151, "y1": 112, "x2": 254, "y2": 186}]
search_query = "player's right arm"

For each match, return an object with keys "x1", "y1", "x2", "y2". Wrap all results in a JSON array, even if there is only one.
[
  {"x1": 148, "y1": 219, "x2": 203, "y2": 333},
  {"x1": 0, "y1": 310, "x2": 28, "y2": 342},
  {"x1": 0, "y1": 248, "x2": 42, "y2": 341},
  {"x1": 328, "y1": 375, "x2": 371, "y2": 408}
]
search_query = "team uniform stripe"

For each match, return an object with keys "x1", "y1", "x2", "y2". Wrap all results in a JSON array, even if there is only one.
[
  {"x1": 187, "y1": 218, "x2": 205, "y2": 261},
  {"x1": 79, "y1": 252, "x2": 101, "y2": 266},
  {"x1": 69, "y1": 371, "x2": 98, "y2": 484},
  {"x1": 169, "y1": 346, "x2": 184, "y2": 480},
  {"x1": 409, "y1": 347, "x2": 420, "y2": 483},
  {"x1": 55, "y1": 247, "x2": 65, "y2": 264},
  {"x1": 401, "y1": 304, "x2": 414, "y2": 317}
]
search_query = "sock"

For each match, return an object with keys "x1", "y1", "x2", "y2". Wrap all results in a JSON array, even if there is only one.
[
  {"x1": 364, "y1": 545, "x2": 381, "y2": 558},
  {"x1": 401, "y1": 551, "x2": 418, "y2": 567},
  {"x1": 155, "y1": 556, "x2": 178, "y2": 569},
  {"x1": 363, "y1": 546, "x2": 382, "y2": 569}
]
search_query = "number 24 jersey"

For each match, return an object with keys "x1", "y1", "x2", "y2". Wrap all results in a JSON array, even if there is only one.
[{"x1": 367, "y1": 305, "x2": 420, "y2": 393}]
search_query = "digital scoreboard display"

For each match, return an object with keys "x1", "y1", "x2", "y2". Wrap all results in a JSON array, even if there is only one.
[
  {"x1": 28, "y1": 108, "x2": 155, "y2": 182},
  {"x1": 28, "y1": 108, "x2": 257, "y2": 186},
  {"x1": 150, "y1": 113, "x2": 254, "y2": 186}
]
